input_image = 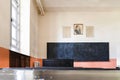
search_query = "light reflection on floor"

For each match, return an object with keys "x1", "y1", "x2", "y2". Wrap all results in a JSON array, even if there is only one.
[{"x1": 0, "y1": 69, "x2": 120, "y2": 80}]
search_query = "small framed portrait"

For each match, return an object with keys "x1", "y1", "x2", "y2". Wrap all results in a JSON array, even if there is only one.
[{"x1": 74, "y1": 24, "x2": 83, "y2": 35}]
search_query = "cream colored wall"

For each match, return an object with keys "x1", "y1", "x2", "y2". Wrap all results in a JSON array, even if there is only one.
[
  {"x1": 20, "y1": 0, "x2": 30, "y2": 56},
  {"x1": 30, "y1": 0, "x2": 40, "y2": 58},
  {"x1": 38, "y1": 11, "x2": 120, "y2": 66},
  {"x1": 0, "y1": 0, "x2": 10, "y2": 49}
]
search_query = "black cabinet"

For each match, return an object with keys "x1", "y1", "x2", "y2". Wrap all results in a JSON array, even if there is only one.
[
  {"x1": 9, "y1": 50, "x2": 30, "y2": 67},
  {"x1": 43, "y1": 59, "x2": 73, "y2": 67}
]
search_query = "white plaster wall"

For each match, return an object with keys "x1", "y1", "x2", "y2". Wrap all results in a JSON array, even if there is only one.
[
  {"x1": 20, "y1": 0, "x2": 30, "y2": 56},
  {"x1": 0, "y1": 0, "x2": 10, "y2": 49},
  {"x1": 30, "y1": 0, "x2": 39, "y2": 58},
  {"x1": 38, "y1": 11, "x2": 120, "y2": 66}
]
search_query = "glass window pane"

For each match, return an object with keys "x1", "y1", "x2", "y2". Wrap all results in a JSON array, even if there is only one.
[
  {"x1": 11, "y1": 0, "x2": 20, "y2": 52},
  {"x1": 12, "y1": 21, "x2": 17, "y2": 28},
  {"x1": 12, "y1": 0, "x2": 17, "y2": 8},
  {"x1": 12, "y1": 7, "x2": 17, "y2": 21},
  {"x1": 16, "y1": 0, "x2": 20, "y2": 4},
  {"x1": 12, "y1": 27, "x2": 17, "y2": 39},
  {"x1": 12, "y1": 39, "x2": 17, "y2": 46}
]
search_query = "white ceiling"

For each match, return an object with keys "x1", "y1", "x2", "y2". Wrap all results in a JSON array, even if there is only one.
[{"x1": 41, "y1": 0, "x2": 120, "y2": 12}]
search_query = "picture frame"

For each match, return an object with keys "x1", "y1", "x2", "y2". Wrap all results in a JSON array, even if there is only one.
[
  {"x1": 73, "y1": 24, "x2": 83, "y2": 35},
  {"x1": 86, "y1": 26, "x2": 94, "y2": 37},
  {"x1": 63, "y1": 26, "x2": 71, "y2": 38}
]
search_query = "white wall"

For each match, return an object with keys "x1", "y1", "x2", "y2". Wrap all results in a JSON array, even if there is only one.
[
  {"x1": 0, "y1": 0, "x2": 10, "y2": 49},
  {"x1": 38, "y1": 11, "x2": 120, "y2": 66},
  {"x1": 30, "y1": 0, "x2": 39, "y2": 58},
  {"x1": 20, "y1": 0, "x2": 30, "y2": 56}
]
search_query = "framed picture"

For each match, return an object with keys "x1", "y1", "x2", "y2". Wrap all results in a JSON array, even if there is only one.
[
  {"x1": 63, "y1": 26, "x2": 71, "y2": 38},
  {"x1": 74, "y1": 24, "x2": 83, "y2": 35},
  {"x1": 86, "y1": 26, "x2": 94, "y2": 37}
]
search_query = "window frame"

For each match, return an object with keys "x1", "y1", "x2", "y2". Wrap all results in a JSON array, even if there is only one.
[{"x1": 10, "y1": 0, "x2": 20, "y2": 52}]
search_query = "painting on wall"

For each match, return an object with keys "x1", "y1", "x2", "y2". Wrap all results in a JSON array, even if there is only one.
[
  {"x1": 86, "y1": 26, "x2": 94, "y2": 37},
  {"x1": 63, "y1": 26, "x2": 71, "y2": 38},
  {"x1": 73, "y1": 24, "x2": 83, "y2": 35}
]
